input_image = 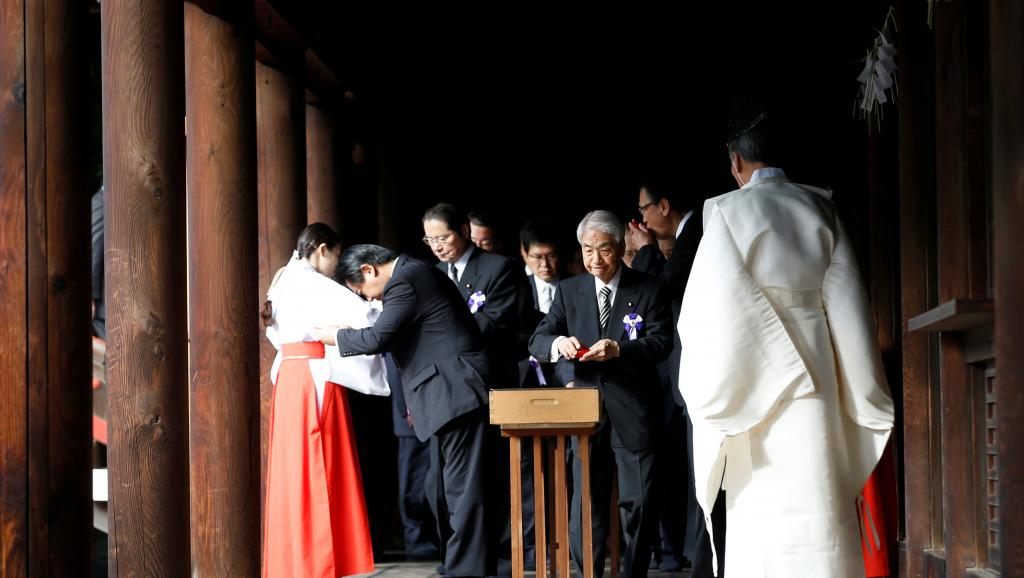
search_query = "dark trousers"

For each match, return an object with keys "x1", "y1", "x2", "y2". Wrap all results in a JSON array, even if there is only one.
[
  {"x1": 570, "y1": 421, "x2": 659, "y2": 578},
  {"x1": 397, "y1": 435, "x2": 439, "y2": 558},
  {"x1": 431, "y1": 408, "x2": 495, "y2": 578},
  {"x1": 652, "y1": 406, "x2": 689, "y2": 569},
  {"x1": 687, "y1": 414, "x2": 726, "y2": 578}
]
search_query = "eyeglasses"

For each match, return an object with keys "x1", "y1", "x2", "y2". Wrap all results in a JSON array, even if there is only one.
[
  {"x1": 422, "y1": 232, "x2": 456, "y2": 247},
  {"x1": 637, "y1": 201, "x2": 657, "y2": 216},
  {"x1": 527, "y1": 252, "x2": 558, "y2": 264}
]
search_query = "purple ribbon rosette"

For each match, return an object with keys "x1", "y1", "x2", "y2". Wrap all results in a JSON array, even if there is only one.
[
  {"x1": 528, "y1": 355, "x2": 547, "y2": 385},
  {"x1": 468, "y1": 290, "x2": 487, "y2": 314},
  {"x1": 622, "y1": 312, "x2": 644, "y2": 340}
]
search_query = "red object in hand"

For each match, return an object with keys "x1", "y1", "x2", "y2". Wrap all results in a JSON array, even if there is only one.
[{"x1": 575, "y1": 347, "x2": 590, "y2": 359}]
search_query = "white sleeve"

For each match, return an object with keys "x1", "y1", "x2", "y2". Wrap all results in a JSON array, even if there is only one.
[{"x1": 677, "y1": 205, "x2": 815, "y2": 435}]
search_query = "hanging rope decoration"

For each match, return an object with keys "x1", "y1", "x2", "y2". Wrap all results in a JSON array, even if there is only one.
[{"x1": 855, "y1": 7, "x2": 898, "y2": 130}]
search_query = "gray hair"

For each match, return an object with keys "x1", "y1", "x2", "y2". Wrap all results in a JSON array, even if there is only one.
[{"x1": 576, "y1": 210, "x2": 624, "y2": 245}]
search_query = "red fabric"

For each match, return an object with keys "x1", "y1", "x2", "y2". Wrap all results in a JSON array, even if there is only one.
[
  {"x1": 263, "y1": 342, "x2": 373, "y2": 578},
  {"x1": 858, "y1": 443, "x2": 897, "y2": 578}
]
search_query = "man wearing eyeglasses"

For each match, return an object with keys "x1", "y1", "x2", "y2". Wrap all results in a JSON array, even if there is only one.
[
  {"x1": 625, "y1": 184, "x2": 706, "y2": 574},
  {"x1": 422, "y1": 202, "x2": 531, "y2": 577}
]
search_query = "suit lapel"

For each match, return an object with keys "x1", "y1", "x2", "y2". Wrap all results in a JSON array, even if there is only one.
[
  {"x1": 529, "y1": 275, "x2": 540, "y2": 310},
  {"x1": 603, "y1": 268, "x2": 636, "y2": 340},
  {"x1": 576, "y1": 277, "x2": 601, "y2": 344},
  {"x1": 458, "y1": 248, "x2": 480, "y2": 299}
]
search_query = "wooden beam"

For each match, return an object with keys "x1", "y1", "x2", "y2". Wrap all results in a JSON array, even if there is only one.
[
  {"x1": 184, "y1": 2, "x2": 261, "y2": 575},
  {"x1": 0, "y1": 0, "x2": 30, "y2": 572},
  {"x1": 101, "y1": 0, "x2": 191, "y2": 574},
  {"x1": 306, "y1": 103, "x2": 339, "y2": 233},
  {"x1": 990, "y1": 0, "x2": 1024, "y2": 575},
  {"x1": 933, "y1": 0, "x2": 991, "y2": 572},
  {"x1": 895, "y1": 0, "x2": 939, "y2": 573},
  {"x1": 255, "y1": 59, "x2": 306, "y2": 531},
  {"x1": 25, "y1": 0, "x2": 94, "y2": 574}
]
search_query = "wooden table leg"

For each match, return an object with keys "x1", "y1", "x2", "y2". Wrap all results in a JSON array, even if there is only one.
[
  {"x1": 580, "y1": 434, "x2": 594, "y2": 578},
  {"x1": 554, "y1": 435, "x2": 570, "y2": 578},
  {"x1": 510, "y1": 435, "x2": 524, "y2": 578},
  {"x1": 534, "y1": 436, "x2": 547, "y2": 578}
]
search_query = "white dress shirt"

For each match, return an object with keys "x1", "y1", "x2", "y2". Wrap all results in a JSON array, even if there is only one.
[
  {"x1": 550, "y1": 267, "x2": 622, "y2": 361},
  {"x1": 676, "y1": 209, "x2": 695, "y2": 239}
]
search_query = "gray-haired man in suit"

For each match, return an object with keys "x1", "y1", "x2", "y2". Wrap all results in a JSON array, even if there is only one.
[{"x1": 530, "y1": 210, "x2": 673, "y2": 578}]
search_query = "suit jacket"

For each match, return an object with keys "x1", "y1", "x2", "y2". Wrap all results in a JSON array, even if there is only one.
[
  {"x1": 437, "y1": 247, "x2": 532, "y2": 380},
  {"x1": 630, "y1": 214, "x2": 702, "y2": 405},
  {"x1": 518, "y1": 275, "x2": 560, "y2": 388},
  {"x1": 386, "y1": 354, "x2": 416, "y2": 438},
  {"x1": 338, "y1": 256, "x2": 494, "y2": 442},
  {"x1": 529, "y1": 266, "x2": 673, "y2": 451}
]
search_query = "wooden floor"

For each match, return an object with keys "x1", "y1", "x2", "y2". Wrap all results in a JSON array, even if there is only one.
[{"x1": 352, "y1": 560, "x2": 693, "y2": 578}]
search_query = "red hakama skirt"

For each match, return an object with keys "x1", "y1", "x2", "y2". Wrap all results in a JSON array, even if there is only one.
[{"x1": 263, "y1": 342, "x2": 374, "y2": 578}]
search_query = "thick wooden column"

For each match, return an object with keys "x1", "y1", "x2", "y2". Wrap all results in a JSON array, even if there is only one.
[
  {"x1": 255, "y1": 60, "x2": 306, "y2": 518},
  {"x1": 185, "y1": 2, "x2": 260, "y2": 575},
  {"x1": 2, "y1": 1, "x2": 93, "y2": 573},
  {"x1": 306, "y1": 103, "x2": 338, "y2": 232},
  {"x1": 26, "y1": 0, "x2": 94, "y2": 574},
  {"x1": 101, "y1": 0, "x2": 190, "y2": 575},
  {"x1": 0, "y1": 0, "x2": 31, "y2": 573},
  {"x1": 990, "y1": 0, "x2": 1024, "y2": 575},
  {"x1": 895, "y1": 0, "x2": 939, "y2": 575}
]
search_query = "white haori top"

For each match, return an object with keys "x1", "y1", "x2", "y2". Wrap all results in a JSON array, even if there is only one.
[
  {"x1": 266, "y1": 254, "x2": 389, "y2": 412},
  {"x1": 678, "y1": 170, "x2": 894, "y2": 577}
]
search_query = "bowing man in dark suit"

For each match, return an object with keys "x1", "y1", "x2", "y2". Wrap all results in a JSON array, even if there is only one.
[
  {"x1": 530, "y1": 210, "x2": 673, "y2": 578},
  {"x1": 627, "y1": 183, "x2": 706, "y2": 572},
  {"x1": 387, "y1": 354, "x2": 440, "y2": 560},
  {"x1": 317, "y1": 245, "x2": 503, "y2": 578}
]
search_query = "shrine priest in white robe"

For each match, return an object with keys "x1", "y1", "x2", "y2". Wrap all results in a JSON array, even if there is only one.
[{"x1": 677, "y1": 105, "x2": 894, "y2": 578}]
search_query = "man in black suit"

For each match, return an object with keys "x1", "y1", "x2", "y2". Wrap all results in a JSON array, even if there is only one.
[
  {"x1": 318, "y1": 244, "x2": 504, "y2": 578},
  {"x1": 530, "y1": 210, "x2": 673, "y2": 578},
  {"x1": 627, "y1": 184, "x2": 719, "y2": 576},
  {"x1": 387, "y1": 354, "x2": 440, "y2": 560},
  {"x1": 519, "y1": 221, "x2": 562, "y2": 388},
  {"x1": 423, "y1": 203, "x2": 530, "y2": 384}
]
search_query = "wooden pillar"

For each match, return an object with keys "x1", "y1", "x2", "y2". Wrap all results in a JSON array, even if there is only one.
[
  {"x1": 895, "y1": 0, "x2": 938, "y2": 575},
  {"x1": 990, "y1": 1, "x2": 1024, "y2": 575},
  {"x1": 933, "y1": 0, "x2": 991, "y2": 573},
  {"x1": 184, "y1": 2, "x2": 260, "y2": 575},
  {"x1": 0, "y1": 0, "x2": 30, "y2": 571},
  {"x1": 306, "y1": 103, "x2": 338, "y2": 232},
  {"x1": 101, "y1": 0, "x2": 190, "y2": 574},
  {"x1": 2, "y1": 1, "x2": 93, "y2": 573},
  {"x1": 255, "y1": 60, "x2": 306, "y2": 521}
]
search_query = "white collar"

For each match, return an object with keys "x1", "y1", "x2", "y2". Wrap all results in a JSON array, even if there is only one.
[
  {"x1": 745, "y1": 167, "x2": 787, "y2": 187},
  {"x1": 675, "y1": 209, "x2": 695, "y2": 239},
  {"x1": 533, "y1": 274, "x2": 556, "y2": 293}
]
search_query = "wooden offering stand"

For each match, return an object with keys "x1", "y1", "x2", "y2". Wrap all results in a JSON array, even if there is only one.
[{"x1": 489, "y1": 387, "x2": 602, "y2": 578}]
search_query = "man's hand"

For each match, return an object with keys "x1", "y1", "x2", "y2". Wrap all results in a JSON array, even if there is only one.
[
  {"x1": 557, "y1": 336, "x2": 584, "y2": 360},
  {"x1": 578, "y1": 339, "x2": 620, "y2": 362},
  {"x1": 405, "y1": 413, "x2": 414, "y2": 429},
  {"x1": 312, "y1": 324, "x2": 349, "y2": 346},
  {"x1": 626, "y1": 220, "x2": 656, "y2": 251}
]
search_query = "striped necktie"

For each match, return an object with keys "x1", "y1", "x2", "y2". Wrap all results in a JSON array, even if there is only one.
[
  {"x1": 449, "y1": 263, "x2": 459, "y2": 285},
  {"x1": 599, "y1": 285, "x2": 611, "y2": 331}
]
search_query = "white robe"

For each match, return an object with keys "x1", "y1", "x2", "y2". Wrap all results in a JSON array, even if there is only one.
[
  {"x1": 266, "y1": 256, "x2": 389, "y2": 412},
  {"x1": 677, "y1": 175, "x2": 894, "y2": 577}
]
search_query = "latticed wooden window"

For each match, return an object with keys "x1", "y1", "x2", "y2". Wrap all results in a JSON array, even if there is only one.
[{"x1": 983, "y1": 365, "x2": 999, "y2": 571}]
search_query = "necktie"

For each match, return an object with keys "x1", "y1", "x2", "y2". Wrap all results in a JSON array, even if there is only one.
[
  {"x1": 449, "y1": 263, "x2": 459, "y2": 284},
  {"x1": 539, "y1": 284, "x2": 553, "y2": 314},
  {"x1": 598, "y1": 286, "x2": 611, "y2": 331}
]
